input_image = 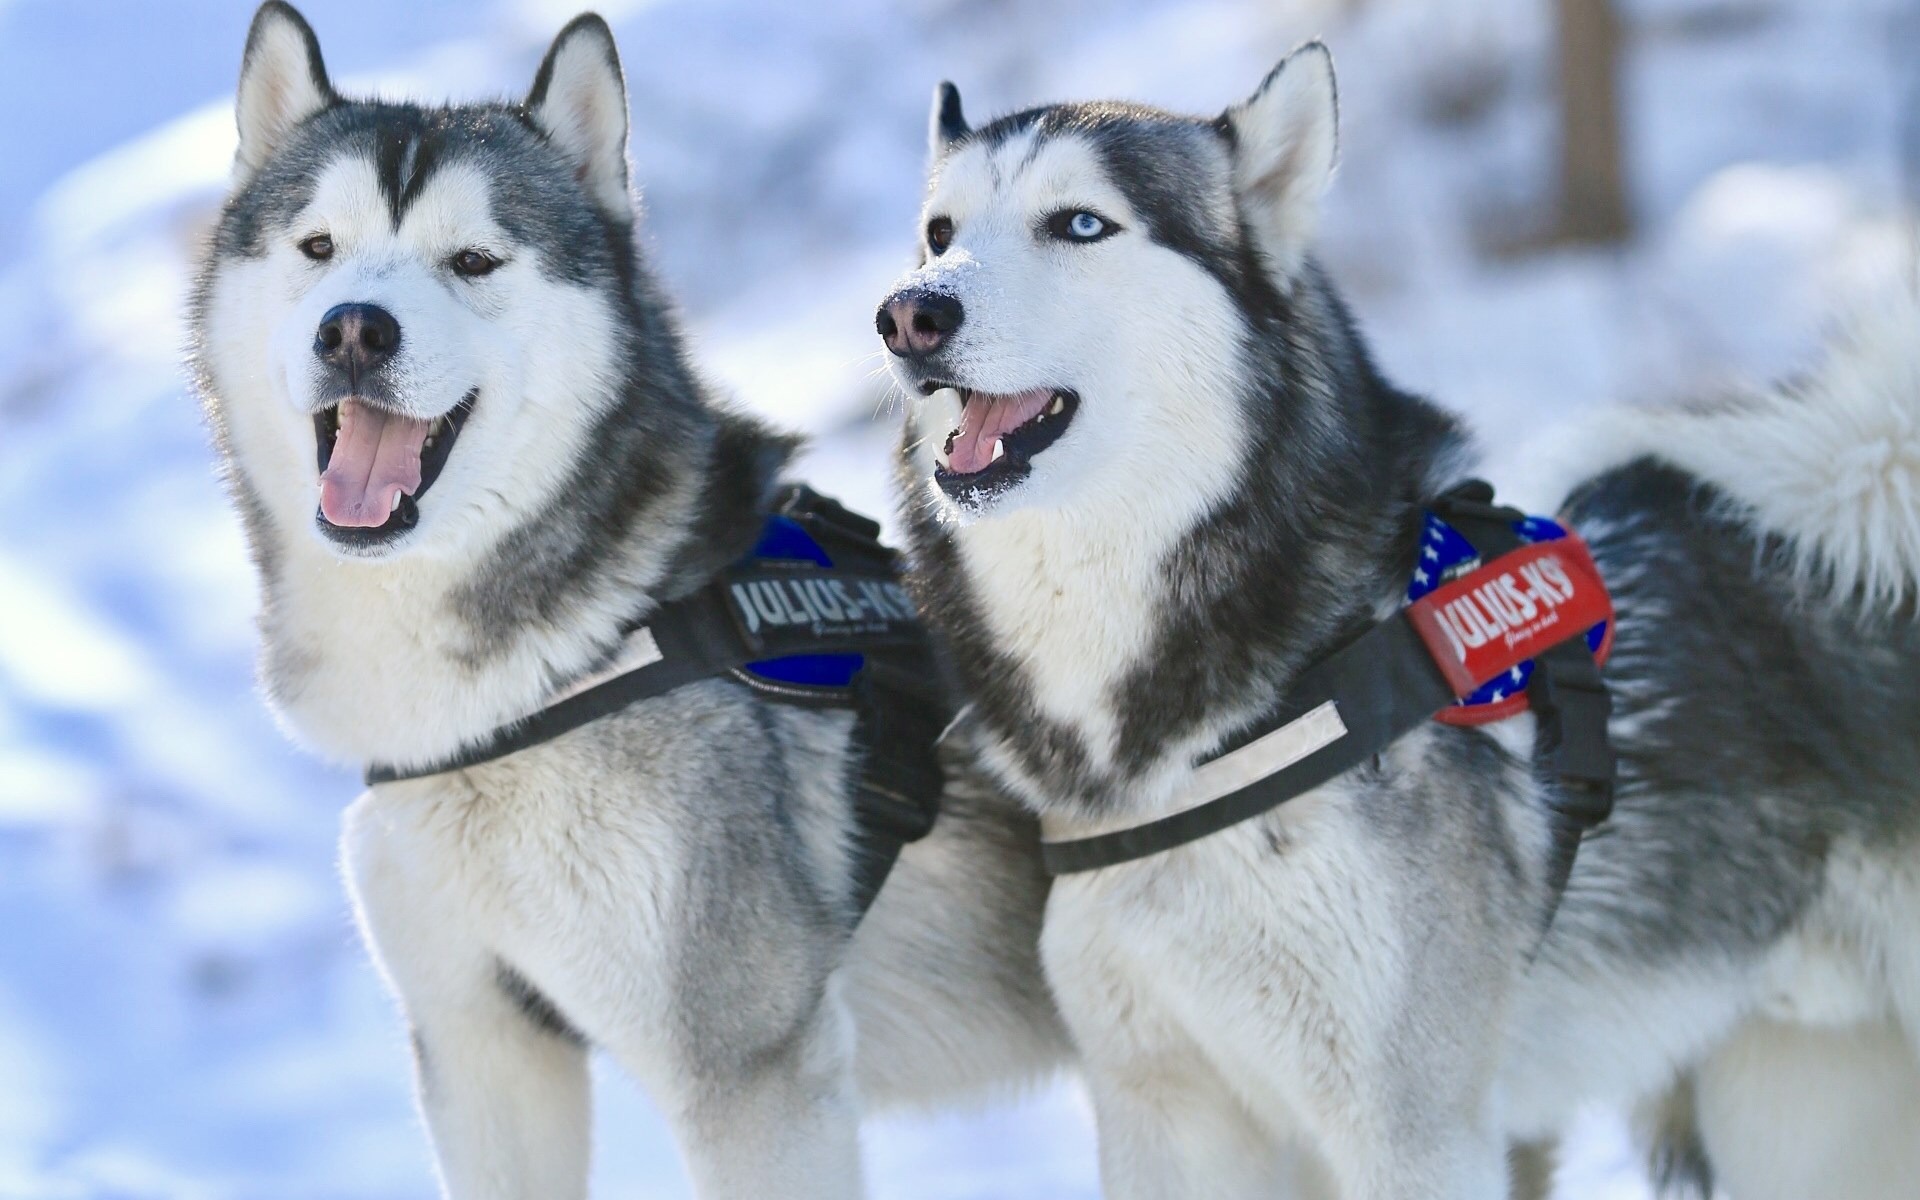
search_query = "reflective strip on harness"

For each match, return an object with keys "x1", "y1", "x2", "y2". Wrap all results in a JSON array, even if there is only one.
[
  {"x1": 1404, "y1": 536, "x2": 1613, "y2": 701},
  {"x1": 1182, "y1": 701, "x2": 1349, "y2": 808},
  {"x1": 545, "y1": 627, "x2": 665, "y2": 704}
]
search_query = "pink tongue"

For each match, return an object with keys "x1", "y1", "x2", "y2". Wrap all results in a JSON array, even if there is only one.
[
  {"x1": 319, "y1": 399, "x2": 431, "y2": 527},
  {"x1": 945, "y1": 388, "x2": 1051, "y2": 475}
]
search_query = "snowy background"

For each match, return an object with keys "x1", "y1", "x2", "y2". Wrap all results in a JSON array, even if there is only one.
[{"x1": 1, "y1": 0, "x2": 1915, "y2": 1196}]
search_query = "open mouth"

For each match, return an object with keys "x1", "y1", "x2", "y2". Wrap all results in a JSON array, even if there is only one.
[
  {"x1": 312, "y1": 390, "x2": 475, "y2": 545},
  {"x1": 922, "y1": 381, "x2": 1079, "y2": 504}
]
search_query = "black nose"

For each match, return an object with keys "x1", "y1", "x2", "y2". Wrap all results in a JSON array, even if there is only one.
[
  {"x1": 876, "y1": 288, "x2": 964, "y2": 357},
  {"x1": 314, "y1": 303, "x2": 401, "y2": 377}
]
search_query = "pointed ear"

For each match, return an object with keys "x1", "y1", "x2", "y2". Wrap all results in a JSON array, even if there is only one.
[
  {"x1": 929, "y1": 81, "x2": 969, "y2": 158},
  {"x1": 526, "y1": 14, "x2": 632, "y2": 218},
  {"x1": 1219, "y1": 42, "x2": 1338, "y2": 286},
  {"x1": 235, "y1": 2, "x2": 334, "y2": 178}
]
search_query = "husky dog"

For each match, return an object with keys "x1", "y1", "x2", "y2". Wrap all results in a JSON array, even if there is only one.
[
  {"x1": 191, "y1": 5, "x2": 1068, "y2": 1196},
  {"x1": 878, "y1": 44, "x2": 1920, "y2": 1200}
]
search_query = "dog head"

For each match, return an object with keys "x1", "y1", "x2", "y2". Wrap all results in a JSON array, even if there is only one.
[
  {"x1": 878, "y1": 45, "x2": 1339, "y2": 522},
  {"x1": 195, "y1": 2, "x2": 638, "y2": 561}
]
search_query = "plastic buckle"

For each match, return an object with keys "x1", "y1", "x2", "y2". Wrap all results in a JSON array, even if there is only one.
[
  {"x1": 1431, "y1": 480, "x2": 1525, "y2": 527},
  {"x1": 775, "y1": 483, "x2": 884, "y2": 546}
]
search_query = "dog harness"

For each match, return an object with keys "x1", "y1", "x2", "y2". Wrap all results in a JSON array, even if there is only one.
[
  {"x1": 1040, "y1": 481, "x2": 1617, "y2": 925},
  {"x1": 364, "y1": 486, "x2": 949, "y2": 917}
]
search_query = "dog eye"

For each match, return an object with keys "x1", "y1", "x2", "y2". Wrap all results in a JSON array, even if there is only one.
[
  {"x1": 298, "y1": 234, "x2": 334, "y2": 261},
  {"x1": 1046, "y1": 210, "x2": 1117, "y2": 243},
  {"x1": 926, "y1": 216, "x2": 955, "y2": 255},
  {"x1": 450, "y1": 249, "x2": 501, "y2": 278}
]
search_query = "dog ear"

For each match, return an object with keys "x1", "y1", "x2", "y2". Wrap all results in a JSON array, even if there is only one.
[
  {"x1": 1219, "y1": 42, "x2": 1338, "y2": 287},
  {"x1": 929, "y1": 81, "x2": 969, "y2": 158},
  {"x1": 235, "y1": 2, "x2": 334, "y2": 179},
  {"x1": 527, "y1": 15, "x2": 632, "y2": 218}
]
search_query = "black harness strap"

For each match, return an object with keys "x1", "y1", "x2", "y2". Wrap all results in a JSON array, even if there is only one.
[
  {"x1": 364, "y1": 486, "x2": 948, "y2": 917},
  {"x1": 1040, "y1": 481, "x2": 1617, "y2": 933},
  {"x1": 1429, "y1": 482, "x2": 1616, "y2": 931},
  {"x1": 846, "y1": 660, "x2": 947, "y2": 912}
]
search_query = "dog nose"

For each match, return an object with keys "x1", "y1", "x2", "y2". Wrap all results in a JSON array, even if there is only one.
[
  {"x1": 876, "y1": 289, "x2": 964, "y2": 357},
  {"x1": 314, "y1": 303, "x2": 401, "y2": 376}
]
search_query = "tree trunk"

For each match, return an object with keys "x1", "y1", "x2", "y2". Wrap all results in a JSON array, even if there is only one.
[{"x1": 1555, "y1": 0, "x2": 1631, "y2": 243}]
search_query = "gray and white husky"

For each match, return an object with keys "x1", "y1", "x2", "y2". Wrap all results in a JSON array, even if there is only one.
[
  {"x1": 190, "y1": 5, "x2": 1068, "y2": 1197},
  {"x1": 879, "y1": 44, "x2": 1920, "y2": 1200}
]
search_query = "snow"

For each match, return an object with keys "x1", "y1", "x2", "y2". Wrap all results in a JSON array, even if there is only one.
[{"x1": 0, "y1": 0, "x2": 1910, "y2": 1195}]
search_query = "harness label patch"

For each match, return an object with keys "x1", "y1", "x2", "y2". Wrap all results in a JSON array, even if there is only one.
[
  {"x1": 724, "y1": 570, "x2": 919, "y2": 655},
  {"x1": 1406, "y1": 536, "x2": 1612, "y2": 700}
]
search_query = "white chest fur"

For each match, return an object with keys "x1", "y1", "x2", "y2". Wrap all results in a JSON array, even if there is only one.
[
  {"x1": 258, "y1": 524, "x2": 673, "y2": 771},
  {"x1": 954, "y1": 505, "x2": 1176, "y2": 769}
]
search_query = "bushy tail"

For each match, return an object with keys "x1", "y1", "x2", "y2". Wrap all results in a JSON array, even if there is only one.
[{"x1": 1641, "y1": 268, "x2": 1920, "y2": 612}]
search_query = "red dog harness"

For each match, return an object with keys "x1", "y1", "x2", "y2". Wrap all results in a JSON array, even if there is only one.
[
  {"x1": 1410, "y1": 533, "x2": 1614, "y2": 722},
  {"x1": 1040, "y1": 481, "x2": 1617, "y2": 929}
]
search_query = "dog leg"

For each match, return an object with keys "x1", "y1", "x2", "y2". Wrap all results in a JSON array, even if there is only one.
[
  {"x1": 612, "y1": 991, "x2": 864, "y2": 1200},
  {"x1": 1251, "y1": 964, "x2": 1509, "y2": 1200},
  {"x1": 1507, "y1": 1138, "x2": 1557, "y2": 1200},
  {"x1": 1048, "y1": 941, "x2": 1299, "y2": 1200},
  {"x1": 1632, "y1": 1076, "x2": 1715, "y2": 1200},
  {"x1": 1060, "y1": 948, "x2": 1507, "y2": 1200},
  {"x1": 1694, "y1": 1017, "x2": 1920, "y2": 1200},
  {"x1": 1342, "y1": 1127, "x2": 1508, "y2": 1200},
  {"x1": 342, "y1": 793, "x2": 591, "y2": 1200},
  {"x1": 1872, "y1": 852, "x2": 1920, "y2": 1070},
  {"x1": 1304, "y1": 1032, "x2": 1509, "y2": 1200},
  {"x1": 1087, "y1": 1069, "x2": 1291, "y2": 1200}
]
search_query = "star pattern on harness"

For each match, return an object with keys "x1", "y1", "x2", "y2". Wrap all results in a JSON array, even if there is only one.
[{"x1": 1408, "y1": 507, "x2": 1608, "y2": 715}]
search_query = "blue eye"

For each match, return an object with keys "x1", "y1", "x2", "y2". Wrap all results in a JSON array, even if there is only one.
[{"x1": 1047, "y1": 209, "x2": 1118, "y2": 243}]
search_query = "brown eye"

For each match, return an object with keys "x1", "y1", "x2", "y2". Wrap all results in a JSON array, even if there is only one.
[
  {"x1": 926, "y1": 216, "x2": 954, "y2": 255},
  {"x1": 450, "y1": 249, "x2": 500, "y2": 278},
  {"x1": 298, "y1": 234, "x2": 333, "y2": 261}
]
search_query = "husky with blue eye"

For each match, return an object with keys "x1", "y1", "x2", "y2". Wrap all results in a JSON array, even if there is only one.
[
  {"x1": 190, "y1": 5, "x2": 1071, "y2": 1197},
  {"x1": 879, "y1": 43, "x2": 1920, "y2": 1200}
]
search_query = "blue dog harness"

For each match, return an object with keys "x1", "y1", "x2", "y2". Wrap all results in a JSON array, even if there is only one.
[{"x1": 365, "y1": 486, "x2": 948, "y2": 916}]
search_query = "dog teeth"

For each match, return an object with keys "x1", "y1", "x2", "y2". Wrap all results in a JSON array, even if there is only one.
[
  {"x1": 390, "y1": 491, "x2": 403, "y2": 513},
  {"x1": 424, "y1": 435, "x2": 436, "y2": 449},
  {"x1": 991, "y1": 439, "x2": 1006, "y2": 463},
  {"x1": 1048, "y1": 393, "x2": 1066, "y2": 416}
]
